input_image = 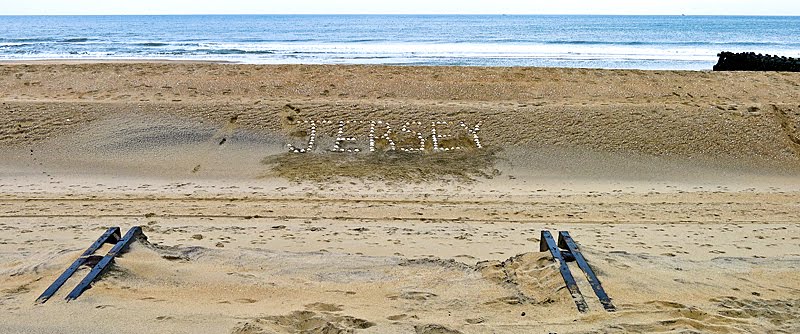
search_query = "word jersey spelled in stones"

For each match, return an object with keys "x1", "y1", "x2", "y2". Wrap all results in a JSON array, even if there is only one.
[{"x1": 286, "y1": 120, "x2": 484, "y2": 153}]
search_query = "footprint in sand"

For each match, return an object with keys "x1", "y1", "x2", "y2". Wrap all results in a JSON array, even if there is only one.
[
  {"x1": 304, "y1": 302, "x2": 343, "y2": 312},
  {"x1": 388, "y1": 291, "x2": 438, "y2": 301},
  {"x1": 231, "y1": 310, "x2": 375, "y2": 334},
  {"x1": 387, "y1": 313, "x2": 419, "y2": 321},
  {"x1": 414, "y1": 324, "x2": 463, "y2": 334}
]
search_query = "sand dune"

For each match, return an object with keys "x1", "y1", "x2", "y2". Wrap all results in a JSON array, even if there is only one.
[
  {"x1": 1, "y1": 62, "x2": 799, "y2": 333},
  {"x1": 2, "y1": 63, "x2": 800, "y2": 161}
]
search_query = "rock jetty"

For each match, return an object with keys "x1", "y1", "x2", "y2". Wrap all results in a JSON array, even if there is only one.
[{"x1": 713, "y1": 52, "x2": 800, "y2": 72}]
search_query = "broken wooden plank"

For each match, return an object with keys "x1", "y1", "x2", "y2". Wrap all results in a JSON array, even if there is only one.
[
  {"x1": 558, "y1": 231, "x2": 616, "y2": 312},
  {"x1": 65, "y1": 226, "x2": 143, "y2": 301},
  {"x1": 540, "y1": 230, "x2": 588, "y2": 312},
  {"x1": 36, "y1": 227, "x2": 120, "y2": 304}
]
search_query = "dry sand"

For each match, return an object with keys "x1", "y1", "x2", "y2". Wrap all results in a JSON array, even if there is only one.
[{"x1": 1, "y1": 62, "x2": 799, "y2": 333}]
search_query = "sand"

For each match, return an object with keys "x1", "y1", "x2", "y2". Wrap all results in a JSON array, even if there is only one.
[{"x1": 1, "y1": 62, "x2": 799, "y2": 333}]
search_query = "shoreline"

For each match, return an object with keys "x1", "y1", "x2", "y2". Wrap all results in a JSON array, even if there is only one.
[
  {"x1": 0, "y1": 58, "x2": 717, "y2": 71},
  {"x1": 0, "y1": 58, "x2": 235, "y2": 65}
]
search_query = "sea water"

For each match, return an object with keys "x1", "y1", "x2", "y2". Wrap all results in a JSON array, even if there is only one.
[{"x1": 1, "y1": 15, "x2": 799, "y2": 70}]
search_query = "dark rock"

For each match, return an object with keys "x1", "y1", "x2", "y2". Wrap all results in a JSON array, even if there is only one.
[{"x1": 713, "y1": 51, "x2": 800, "y2": 72}]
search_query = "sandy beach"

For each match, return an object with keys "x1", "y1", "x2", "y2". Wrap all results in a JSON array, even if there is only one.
[{"x1": 1, "y1": 62, "x2": 799, "y2": 333}]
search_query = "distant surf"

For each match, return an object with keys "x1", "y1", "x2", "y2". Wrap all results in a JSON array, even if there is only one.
[{"x1": 1, "y1": 15, "x2": 799, "y2": 70}]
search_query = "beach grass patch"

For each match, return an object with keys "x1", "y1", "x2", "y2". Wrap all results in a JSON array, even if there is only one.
[{"x1": 262, "y1": 148, "x2": 500, "y2": 183}]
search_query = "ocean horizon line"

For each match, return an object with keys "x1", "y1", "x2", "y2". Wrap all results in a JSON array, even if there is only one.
[{"x1": 2, "y1": 13, "x2": 799, "y2": 17}]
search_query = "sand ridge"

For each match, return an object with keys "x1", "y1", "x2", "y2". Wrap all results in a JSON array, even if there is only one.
[{"x1": 2, "y1": 63, "x2": 800, "y2": 163}]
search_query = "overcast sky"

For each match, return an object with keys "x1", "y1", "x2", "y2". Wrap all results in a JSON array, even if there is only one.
[{"x1": 2, "y1": 0, "x2": 799, "y2": 16}]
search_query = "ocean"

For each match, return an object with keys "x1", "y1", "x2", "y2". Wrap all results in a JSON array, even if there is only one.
[{"x1": 1, "y1": 15, "x2": 799, "y2": 70}]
